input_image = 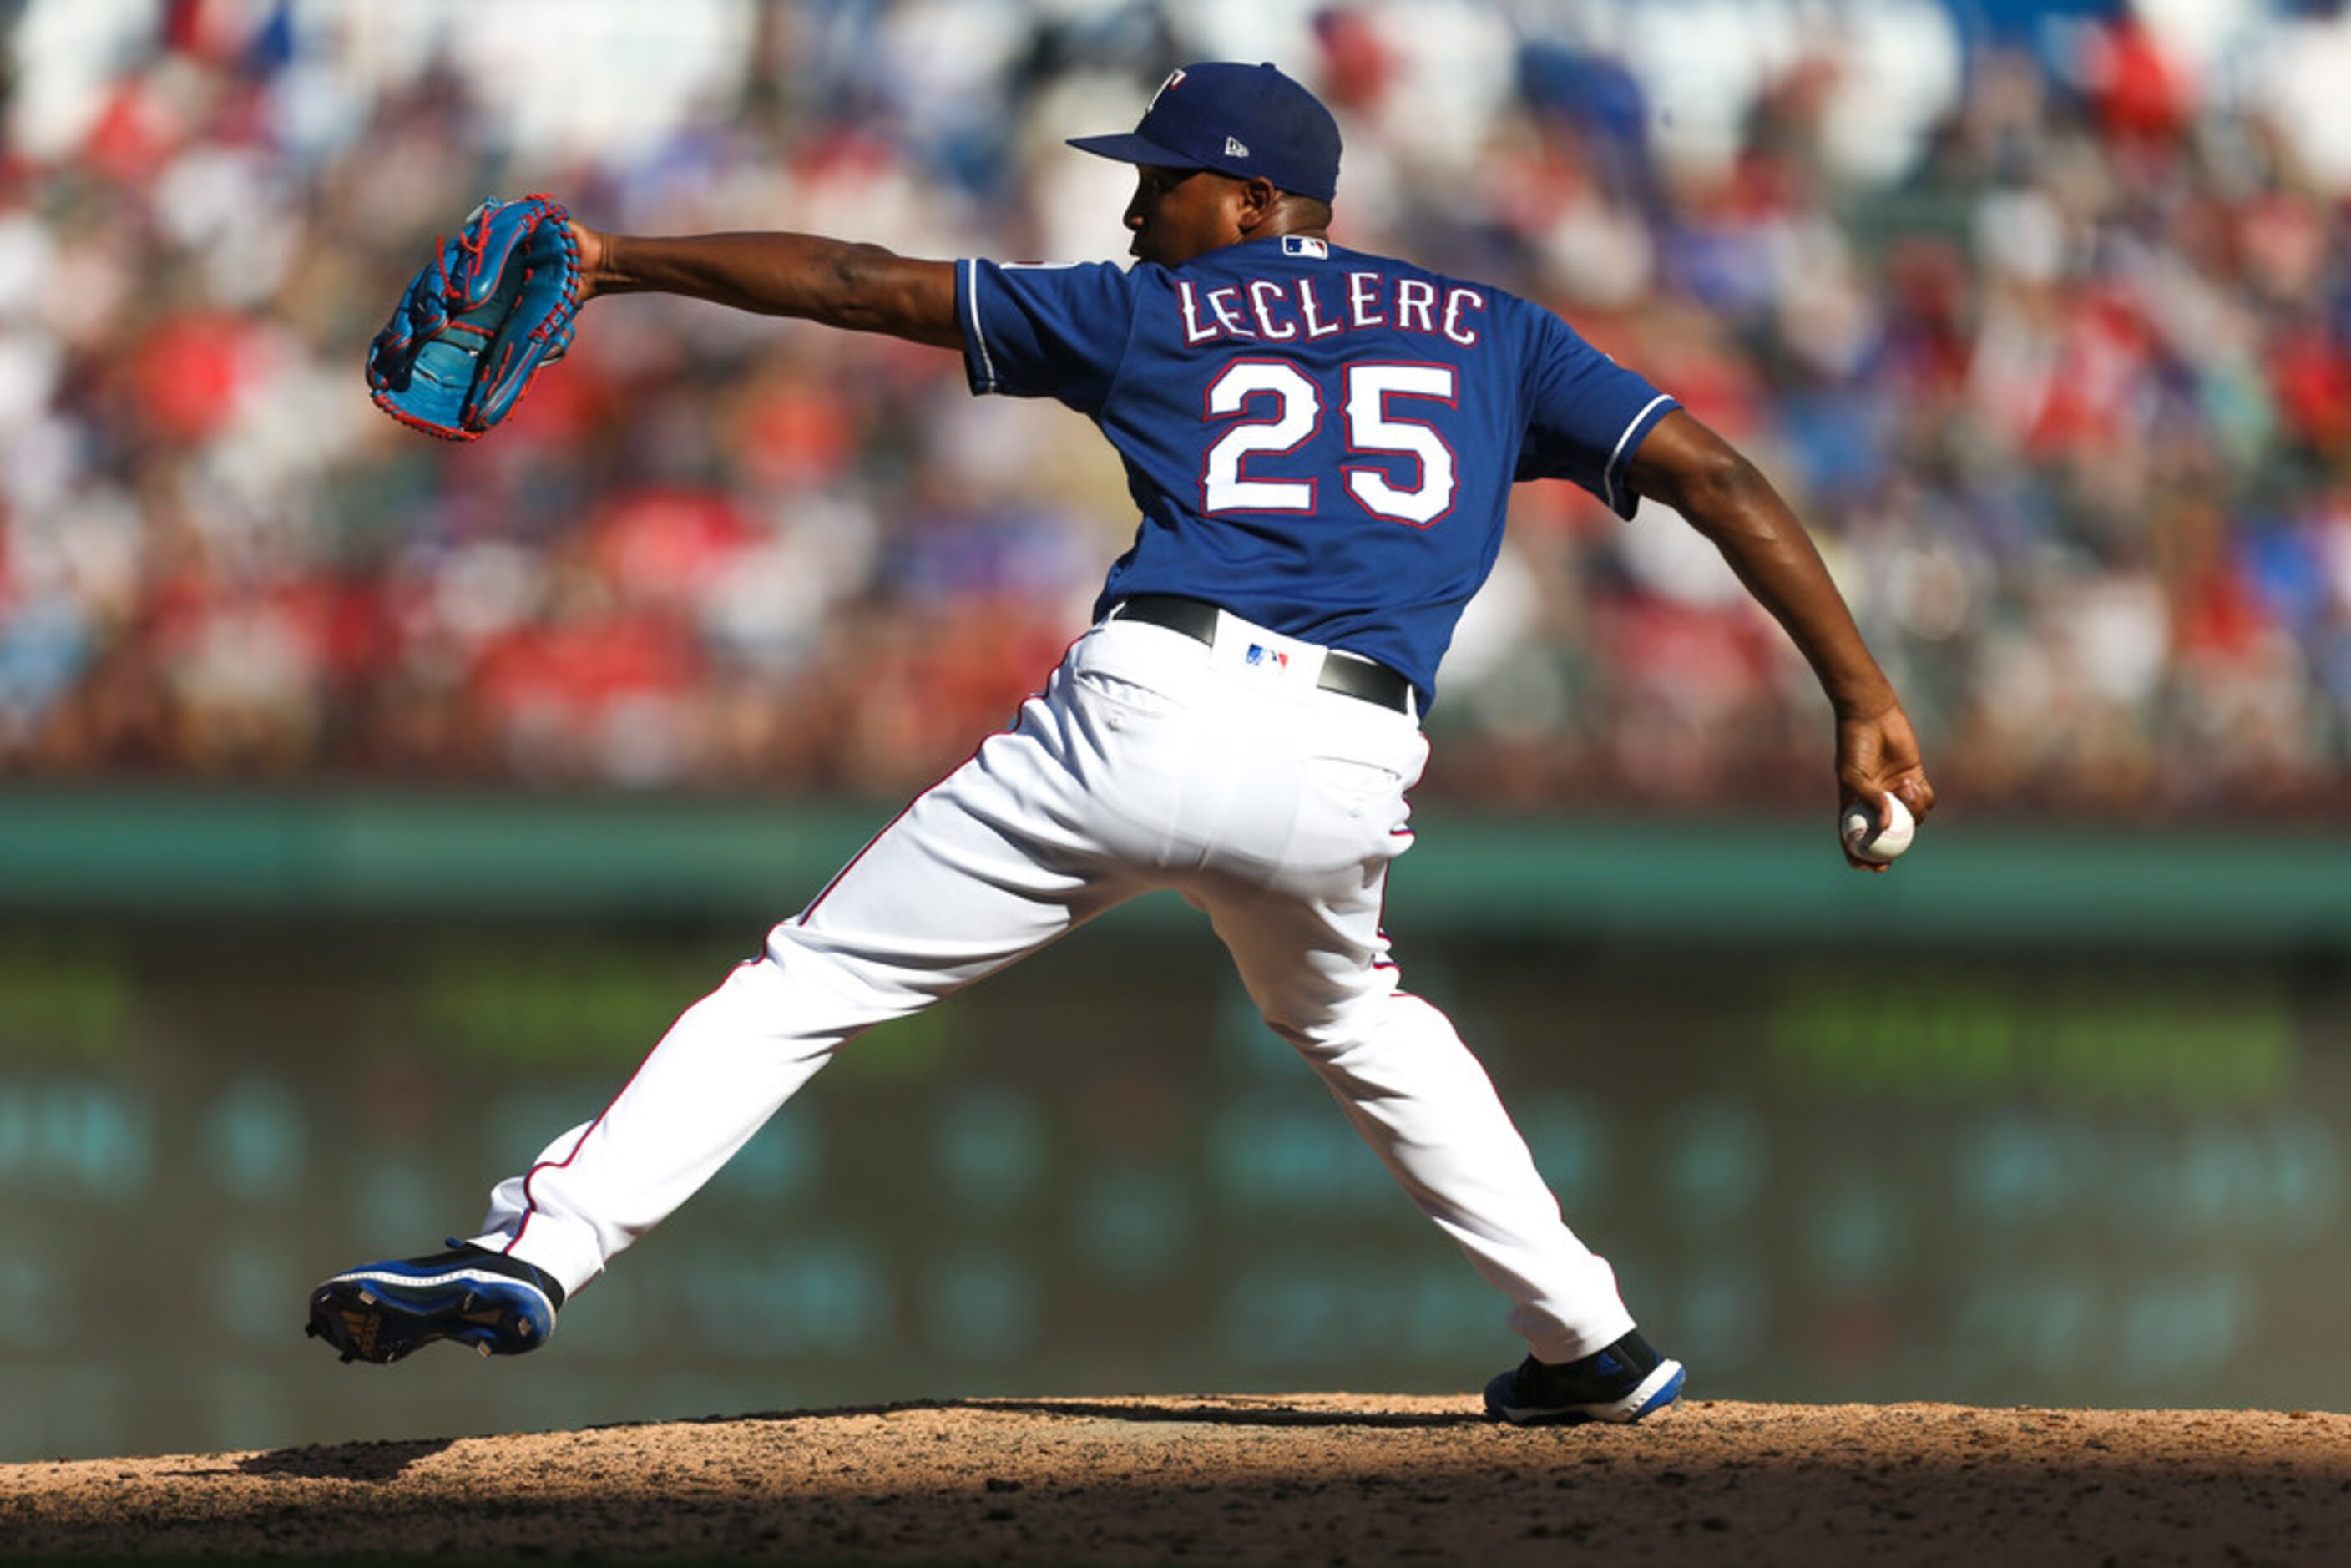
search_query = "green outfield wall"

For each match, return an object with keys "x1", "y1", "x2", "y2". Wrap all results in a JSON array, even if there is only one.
[{"x1": 2, "y1": 787, "x2": 2348, "y2": 948}]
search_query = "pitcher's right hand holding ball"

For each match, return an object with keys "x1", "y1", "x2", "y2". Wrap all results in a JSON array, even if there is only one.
[{"x1": 1837, "y1": 700, "x2": 1934, "y2": 873}]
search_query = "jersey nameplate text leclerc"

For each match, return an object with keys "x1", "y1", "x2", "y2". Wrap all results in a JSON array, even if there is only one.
[{"x1": 1175, "y1": 265, "x2": 1486, "y2": 348}]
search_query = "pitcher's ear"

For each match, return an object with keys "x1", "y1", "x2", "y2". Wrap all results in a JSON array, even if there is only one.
[{"x1": 1236, "y1": 176, "x2": 1282, "y2": 230}]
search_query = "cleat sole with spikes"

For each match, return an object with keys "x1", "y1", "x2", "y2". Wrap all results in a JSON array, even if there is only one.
[{"x1": 305, "y1": 1247, "x2": 559, "y2": 1366}]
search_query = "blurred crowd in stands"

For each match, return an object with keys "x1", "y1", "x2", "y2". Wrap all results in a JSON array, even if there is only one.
[{"x1": 5, "y1": 0, "x2": 2351, "y2": 817}]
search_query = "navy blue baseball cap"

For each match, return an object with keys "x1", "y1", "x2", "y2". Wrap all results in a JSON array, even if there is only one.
[{"x1": 1069, "y1": 62, "x2": 1342, "y2": 203}]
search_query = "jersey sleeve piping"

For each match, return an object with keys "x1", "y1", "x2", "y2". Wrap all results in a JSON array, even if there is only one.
[
  {"x1": 1603, "y1": 393, "x2": 1677, "y2": 518},
  {"x1": 961, "y1": 258, "x2": 1001, "y2": 394}
]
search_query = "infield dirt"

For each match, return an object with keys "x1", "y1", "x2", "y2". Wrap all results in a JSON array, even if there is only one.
[{"x1": 3, "y1": 1395, "x2": 2346, "y2": 1565}]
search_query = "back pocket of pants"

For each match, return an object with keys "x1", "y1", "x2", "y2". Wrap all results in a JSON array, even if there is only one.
[
  {"x1": 1300, "y1": 753, "x2": 1405, "y2": 819},
  {"x1": 1074, "y1": 665, "x2": 1182, "y2": 719}
]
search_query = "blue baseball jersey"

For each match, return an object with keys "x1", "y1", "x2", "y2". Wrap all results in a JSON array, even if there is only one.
[{"x1": 956, "y1": 235, "x2": 1677, "y2": 708}]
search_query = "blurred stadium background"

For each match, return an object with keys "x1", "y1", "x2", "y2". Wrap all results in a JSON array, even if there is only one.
[{"x1": 4, "y1": 0, "x2": 2351, "y2": 1463}]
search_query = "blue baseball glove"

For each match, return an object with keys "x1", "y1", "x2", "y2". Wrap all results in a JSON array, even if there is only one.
[{"x1": 367, "y1": 195, "x2": 582, "y2": 441}]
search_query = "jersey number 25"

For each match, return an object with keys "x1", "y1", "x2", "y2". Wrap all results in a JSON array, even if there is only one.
[{"x1": 1201, "y1": 360, "x2": 1459, "y2": 528}]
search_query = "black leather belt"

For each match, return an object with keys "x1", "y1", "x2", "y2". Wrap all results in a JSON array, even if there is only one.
[{"x1": 1107, "y1": 594, "x2": 1414, "y2": 714}]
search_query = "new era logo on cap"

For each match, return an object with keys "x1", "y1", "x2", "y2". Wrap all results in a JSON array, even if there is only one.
[{"x1": 1225, "y1": 135, "x2": 1251, "y2": 159}]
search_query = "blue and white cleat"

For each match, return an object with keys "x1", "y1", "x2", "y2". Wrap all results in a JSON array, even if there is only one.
[
  {"x1": 306, "y1": 1242, "x2": 564, "y2": 1365},
  {"x1": 1484, "y1": 1329, "x2": 1686, "y2": 1426}
]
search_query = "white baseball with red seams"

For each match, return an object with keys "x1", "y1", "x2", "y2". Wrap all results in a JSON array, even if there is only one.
[
  {"x1": 469, "y1": 607, "x2": 1641, "y2": 1365},
  {"x1": 1842, "y1": 793, "x2": 1916, "y2": 863}
]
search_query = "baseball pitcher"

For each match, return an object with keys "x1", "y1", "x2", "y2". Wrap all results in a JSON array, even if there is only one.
[{"x1": 312, "y1": 62, "x2": 1935, "y2": 1425}]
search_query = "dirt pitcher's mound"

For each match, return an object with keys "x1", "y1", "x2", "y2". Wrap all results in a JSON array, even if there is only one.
[{"x1": 4, "y1": 1396, "x2": 2348, "y2": 1565}]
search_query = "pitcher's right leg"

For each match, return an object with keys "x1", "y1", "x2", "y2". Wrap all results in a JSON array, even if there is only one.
[
  {"x1": 1224, "y1": 908, "x2": 1641, "y2": 1364},
  {"x1": 1204, "y1": 888, "x2": 1683, "y2": 1422}
]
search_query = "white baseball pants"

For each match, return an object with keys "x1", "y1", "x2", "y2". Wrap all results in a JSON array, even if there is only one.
[{"x1": 473, "y1": 609, "x2": 1637, "y2": 1363}]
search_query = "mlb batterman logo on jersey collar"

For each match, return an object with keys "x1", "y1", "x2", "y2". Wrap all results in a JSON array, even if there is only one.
[{"x1": 1067, "y1": 61, "x2": 1342, "y2": 203}]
